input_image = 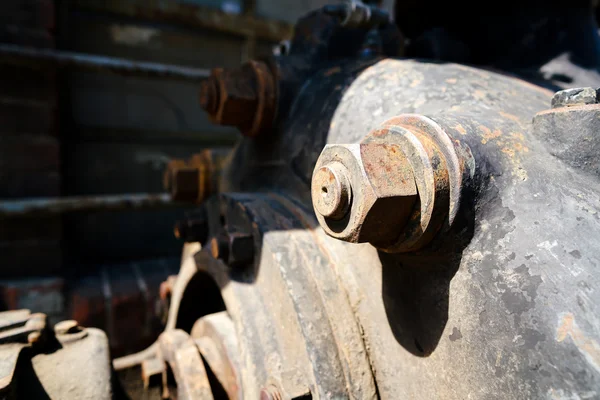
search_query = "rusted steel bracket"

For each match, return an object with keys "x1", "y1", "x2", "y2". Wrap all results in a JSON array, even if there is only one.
[{"x1": 0, "y1": 44, "x2": 210, "y2": 82}]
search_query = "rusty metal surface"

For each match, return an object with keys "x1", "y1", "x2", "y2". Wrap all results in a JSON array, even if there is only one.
[
  {"x1": 190, "y1": 35, "x2": 600, "y2": 400},
  {"x1": 0, "y1": 193, "x2": 177, "y2": 218},
  {"x1": 0, "y1": 44, "x2": 210, "y2": 82},
  {"x1": 31, "y1": 2, "x2": 600, "y2": 399}
]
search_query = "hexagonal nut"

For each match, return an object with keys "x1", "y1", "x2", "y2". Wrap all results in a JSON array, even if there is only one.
[
  {"x1": 213, "y1": 65, "x2": 259, "y2": 132},
  {"x1": 312, "y1": 143, "x2": 418, "y2": 246}
]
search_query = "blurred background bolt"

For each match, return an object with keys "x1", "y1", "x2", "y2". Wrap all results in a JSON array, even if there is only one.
[
  {"x1": 199, "y1": 60, "x2": 276, "y2": 137},
  {"x1": 210, "y1": 231, "x2": 254, "y2": 267},
  {"x1": 174, "y1": 209, "x2": 209, "y2": 244}
]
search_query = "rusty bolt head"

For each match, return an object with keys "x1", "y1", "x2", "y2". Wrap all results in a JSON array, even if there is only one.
[
  {"x1": 312, "y1": 142, "x2": 418, "y2": 246},
  {"x1": 210, "y1": 231, "x2": 254, "y2": 268},
  {"x1": 552, "y1": 87, "x2": 598, "y2": 108},
  {"x1": 199, "y1": 61, "x2": 276, "y2": 137},
  {"x1": 164, "y1": 162, "x2": 202, "y2": 202},
  {"x1": 54, "y1": 320, "x2": 81, "y2": 335},
  {"x1": 312, "y1": 163, "x2": 352, "y2": 220}
]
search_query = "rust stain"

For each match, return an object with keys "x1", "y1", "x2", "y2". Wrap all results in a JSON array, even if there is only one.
[
  {"x1": 473, "y1": 90, "x2": 486, "y2": 100},
  {"x1": 499, "y1": 111, "x2": 522, "y2": 123},
  {"x1": 479, "y1": 126, "x2": 502, "y2": 144},
  {"x1": 454, "y1": 124, "x2": 468, "y2": 136},
  {"x1": 324, "y1": 66, "x2": 341, "y2": 77},
  {"x1": 556, "y1": 313, "x2": 600, "y2": 372},
  {"x1": 409, "y1": 76, "x2": 423, "y2": 88}
]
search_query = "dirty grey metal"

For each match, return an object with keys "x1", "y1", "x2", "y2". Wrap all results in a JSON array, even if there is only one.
[
  {"x1": 30, "y1": 327, "x2": 112, "y2": 400},
  {"x1": 551, "y1": 87, "x2": 599, "y2": 108},
  {"x1": 0, "y1": 44, "x2": 210, "y2": 82},
  {"x1": 0, "y1": 311, "x2": 112, "y2": 399},
  {"x1": 158, "y1": 329, "x2": 214, "y2": 400},
  {"x1": 191, "y1": 312, "x2": 243, "y2": 400},
  {"x1": 0, "y1": 193, "x2": 176, "y2": 218},
  {"x1": 533, "y1": 99, "x2": 600, "y2": 176}
]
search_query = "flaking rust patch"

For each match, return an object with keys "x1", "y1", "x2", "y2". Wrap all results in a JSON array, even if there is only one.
[
  {"x1": 478, "y1": 125, "x2": 529, "y2": 181},
  {"x1": 556, "y1": 312, "x2": 600, "y2": 373}
]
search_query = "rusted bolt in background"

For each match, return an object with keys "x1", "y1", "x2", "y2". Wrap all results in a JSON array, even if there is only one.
[
  {"x1": 199, "y1": 60, "x2": 277, "y2": 137},
  {"x1": 551, "y1": 87, "x2": 599, "y2": 108},
  {"x1": 312, "y1": 114, "x2": 462, "y2": 252},
  {"x1": 163, "y1": 148, "x2": 229, "y2": 203},
  {"x1": 174, "y1": 208, "x2": 209, "y2": 243},
  {"x1": 210, "y1": 231, "x2": 254, "y2": 268}
]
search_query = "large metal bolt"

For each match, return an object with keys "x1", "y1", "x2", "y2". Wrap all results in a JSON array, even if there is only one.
[
  {"x1": 312, "y1": 114, "x2": 461, "y2": 252},
  {"x1": 312, "y1": 142, "x2": 418, "y2": 247},
  {"x1": 311, "y1": 163, "x2": 352, "y2": 220},
  {"x1": 199, "y1": 60, "x2": 277, "y2": 137},
  {"x1": 551, "y1": 87, "x2": 598, "y2": 108}
]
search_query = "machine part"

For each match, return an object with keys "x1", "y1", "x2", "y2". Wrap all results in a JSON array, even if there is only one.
[
  {"x1": 0, "y1": 193, "x2": 175, "y2": 218},
  {"x1": 158, "y1": 329, "x2": 214, "y2": 400},
  {"x1": 0, "y1": 44, "x2": 210, "y2": 82},
  {"x1": 164, "y1": 149, "x2": 230, "y2": 203},
  {"x1": 312, "y1": 114, "x2": 464, "y2": 252},
  {"x1": 0, "y1": 311, "x2": 113, "y2": 399},
  {"x1": 174, "y1": 216, "x2": 209, "y2": 244},
  {"x1": 199, "y1": 61, "x2": 277, "y2": 138},
  {"x1": 191, "y1": 312, "x2": 243, "y2": 400},
  {"x1": 69, "y1": 257, "x2": 180, "y2": 358},
  {"x1": 551, "y1": 87, "x2": 599, "y2": 108},
  {"x1": 323, "y1": 0, "x2": 391, "y2": 29},
  {"x1": 533, "y1": 87, "x2": 600, "y2": 175}
]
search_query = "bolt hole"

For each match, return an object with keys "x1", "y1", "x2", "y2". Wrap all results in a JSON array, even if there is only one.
[{"x1": 322, "y1": 186, "x2": 328, "y2": 195}]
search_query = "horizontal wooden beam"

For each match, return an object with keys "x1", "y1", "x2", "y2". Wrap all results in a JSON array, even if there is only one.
[{"x1": 70, "y1": 0, "x2": 294, "y2": 43}]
